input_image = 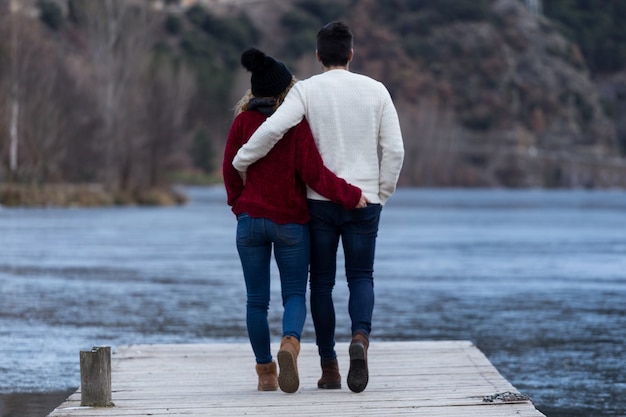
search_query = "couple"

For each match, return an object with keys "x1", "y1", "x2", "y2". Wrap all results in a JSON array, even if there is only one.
[{"x1": 222, "y1": 21, "x2": 404, "y2": 394}]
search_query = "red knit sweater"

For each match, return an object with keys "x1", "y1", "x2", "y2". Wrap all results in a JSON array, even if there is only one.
[{"x1": 223, "y1": 110, "x2": 361, "y2": 224}]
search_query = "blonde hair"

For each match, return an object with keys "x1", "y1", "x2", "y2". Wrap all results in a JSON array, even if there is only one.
[{"x1": 234, "y1": 77, "x2": 297, "y2": 117}]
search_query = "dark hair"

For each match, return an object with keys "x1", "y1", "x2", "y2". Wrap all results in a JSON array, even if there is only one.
[{"x1": 316, "y1": 21, "x2": 353, "y2": 67}]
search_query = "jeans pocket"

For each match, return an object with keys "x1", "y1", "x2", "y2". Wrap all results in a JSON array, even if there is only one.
[
  {"x1": 275, "y1": 223, "x2": 305, "y2": 246},
  {"x1": 355, "y1": 203, "x2": 382, "y2": 233},
  {"x1": 236, "y1": 213, "x2": 255, "y2": 246}
]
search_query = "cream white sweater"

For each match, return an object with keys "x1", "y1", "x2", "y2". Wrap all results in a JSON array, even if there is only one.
[{"x1": 233, "y1": 69, "x2": 404, "y2": 205}]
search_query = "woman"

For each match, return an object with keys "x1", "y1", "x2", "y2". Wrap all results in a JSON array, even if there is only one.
[{"x1": 222, "y1": 48, "x2": 366, "y2": 393}]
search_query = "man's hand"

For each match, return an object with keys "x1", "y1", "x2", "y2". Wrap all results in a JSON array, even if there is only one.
[
  {"x1": 237, "y1": 170, "x2": 247, "y2": 185},
  {"x1": 356, "y1": 193, "x2": 370, "y2": 208}
]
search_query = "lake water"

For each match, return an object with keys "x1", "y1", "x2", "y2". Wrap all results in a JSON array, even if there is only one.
[{"x1": 1, "y1": 186, "x2": 625, "y2": 417}]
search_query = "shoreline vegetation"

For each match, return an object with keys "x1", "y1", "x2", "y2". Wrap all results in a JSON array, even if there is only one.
[
  {"x1": 0, "y1": 183, "x2": 189, "y2": 208},
  {"x1": 0, "y1": 172, "x2": 223, "y2": 208}
]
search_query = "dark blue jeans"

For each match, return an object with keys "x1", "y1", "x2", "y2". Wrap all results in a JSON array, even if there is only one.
[
  {"x1": 307, "y1": 200, "x2": 382, "y2": 361},
  {"x1": 236, "y1": 213, "x2": 309, "y2": 364}
]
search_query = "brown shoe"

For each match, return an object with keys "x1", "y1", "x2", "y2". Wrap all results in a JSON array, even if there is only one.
[
  {"x1": 277, "y1": 336, "x2": 300, "y2": 393},
  {"x1": 347, "y1": 331, "x2": 369, "y2": 393},
  {"x1": 317, "y1": 358, "x2": 341, "y2": 389},
  {"x1": 255, "y1": 361, "x2": 278, "y2": 391}
]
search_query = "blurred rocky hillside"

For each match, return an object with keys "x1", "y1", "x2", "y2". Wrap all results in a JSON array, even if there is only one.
[
  {"x1": 247, "y1": 0, "x2": 626, "y2": 188},
  {"x1": 1, "y1": 0, "x2": 625, "y2": 191}
]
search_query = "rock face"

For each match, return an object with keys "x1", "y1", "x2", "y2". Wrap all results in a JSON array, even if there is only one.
[
  {"x1": 351, "y1": 0, "x2": 623, "y2": 187},
  {"x1": 294, "y1": 0, "x2": 625, "y2": 187}
]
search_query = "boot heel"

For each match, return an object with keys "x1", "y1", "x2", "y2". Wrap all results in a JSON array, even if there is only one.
[
  {"x1": 277, "y1": 336, "x2": 300, "y2": 393},
  {"x1": 347, "y1": 332, "x2": 369, "y2": 393}
]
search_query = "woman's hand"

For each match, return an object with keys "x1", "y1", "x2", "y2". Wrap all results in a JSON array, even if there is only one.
[{"x1": 356, "y1": 193, "x2": 370, "y2": 208}]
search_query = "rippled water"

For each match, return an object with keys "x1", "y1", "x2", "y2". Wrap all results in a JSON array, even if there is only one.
[{"x1": 1, "y1": 186, "x2": 625, "y2": 417}]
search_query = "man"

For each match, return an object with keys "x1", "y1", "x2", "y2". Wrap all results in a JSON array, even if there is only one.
[{"x1": 233, "y1": 21, "x2": 404, "y2": 393}]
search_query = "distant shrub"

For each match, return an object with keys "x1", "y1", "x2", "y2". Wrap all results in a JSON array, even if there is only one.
[
  {"x1": 280, "y1": 1, "x2": 348, "y2": 59},
  {"x1": 559, "y1": 91, "x2": 593, "y2": 125},
  {"x1": 280, "y1": 9, "x2": 321, "y2": 59},
  {"x1": 282, "y1": 8, "x2": 320, "y2": 32},
  {"x1": 392, "y1": 0, "x2": 490, "y2": 22},
  {"x1": 573, "y1": 92, "x2": 593, "y2": 124},
  {"x1": 191, "y1": 128, "x2": 214, "y2": 173},
  {"x1": 461, "y1": 116, "x2": 494, "y2": 131},
  {"x1": 67, "y1": 0, "x2": 85, "y2": 25},
  {"x1": 180, "y1": 31, "x2": 215, "y2": 57},
  {"x1": 403, "y1": 38, "x2": 437, "y2": 61},
  {"x1": 283, "y1": 30, "x2": 317, "y2": 58},
  {"x1": 165, "y1": 15, "x2": 183, "y2": 35},
  {"x1": 296, "y1": 0, "x2": 347, "y2": 24},
  {"x1": 543, "y1": 0, "x2": 626, "y2": 73},
  {"x1": 215, "y1": 15, "x2": 260, "y2": 50},
  {"x1": 185, "y1": 4, "x2": 209, "y2": 28},
  {"x1": 38, "y1": 0, "x2": 63, "y2": 31},
  {"x1": 397, "y1": 12, "x2": 433, "y2": 37}
]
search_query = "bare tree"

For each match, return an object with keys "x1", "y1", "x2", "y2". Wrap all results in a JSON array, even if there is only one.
[
  {"x1": 140, "y1": 62, "x2": 196, "y2": 188},
  {"x1": 8, "y1": 0, "x2": 19, "y2": 177},
  {"x1": 0, "y1": 2, "x2": 9, "y2": 179},
  {"x1": 0, "y1": 4, "x2": 99, "y2": 185},
  {"x1": 0, "y1": 0, "x2": 22, "y2": 180},
  {"x1": 75, "y1": 0, "x2": 155, "y2": 191},
  {"x1": 17, "y1": 28, "x2": 68, "y2": 182},
  {"x1": 0, "y1": 1, "x2": 48, "y2": 183}
]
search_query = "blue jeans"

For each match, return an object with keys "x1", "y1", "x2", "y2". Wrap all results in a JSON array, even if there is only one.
[
  {"x1": 236, "y1": 213, "x2": 309, "y2": 364},
  {"x1": 307, "y1": 200, "x2": 382, "y2": 361}
]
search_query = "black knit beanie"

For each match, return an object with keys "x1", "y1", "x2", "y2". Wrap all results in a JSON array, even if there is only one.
[{"x1": 241, "y1": 47, "x2": 292, "y2": 97}]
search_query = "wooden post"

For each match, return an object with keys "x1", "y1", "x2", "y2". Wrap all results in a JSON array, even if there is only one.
[{"x1": 80, "y1": 346, "x2": 114, "y2": 407}]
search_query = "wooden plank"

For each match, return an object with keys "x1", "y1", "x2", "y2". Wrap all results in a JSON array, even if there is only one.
[{"x1": 48, "y1": 341, "x2": 545, "y2": 417}]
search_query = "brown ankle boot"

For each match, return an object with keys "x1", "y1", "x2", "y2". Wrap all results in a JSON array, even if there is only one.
[
  {"x1": 255, "y1": 361, "x2": 278, "y2": 391},
  {"x1": 317, "y1": 358, "x2": 341, "y2": 389},
  {"x1": 277, "y1": 336, "x2": 300, "y2": 393},
  {"x1": 347, "y1": 331, "x2": 369, "y2": 393}
]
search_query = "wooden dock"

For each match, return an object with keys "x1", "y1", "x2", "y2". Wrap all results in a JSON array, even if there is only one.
[{"x1": 49, "y1": 341, "x2": 546, "y2": 416}]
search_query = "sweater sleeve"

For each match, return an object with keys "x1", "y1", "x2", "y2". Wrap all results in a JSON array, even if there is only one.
[
  {"x1": 378, "y1": 87, "x2": 405, "y2": 205},
  {"x1": 222, "y1": 116, "x2": 245, "y2": 208},
  {"x1": 292, "y1": 120, "x2": 362, "y2": 210},
  {"x1": 232, "y1": 83, "x2": 306, "y2": 172}
]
